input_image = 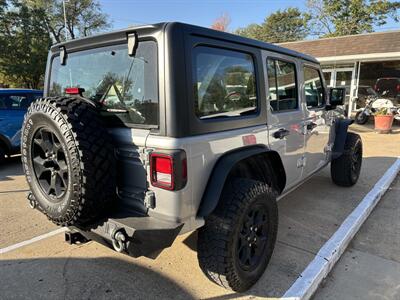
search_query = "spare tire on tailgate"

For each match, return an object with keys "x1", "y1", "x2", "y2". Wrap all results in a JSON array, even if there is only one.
[{"x1": 21, "y1": 97, "x2": 116, "y2": 226}]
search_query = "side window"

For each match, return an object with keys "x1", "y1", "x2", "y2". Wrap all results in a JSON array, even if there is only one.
[
  {"x1": 0, "y1": 94, "x2": 30, "y2": 110},
  {"x1": 304, "y1": 66, "x2": 325, "y2": 109},
  {"x1": 267, "y1": 58, "x2": 298, "y2": 112},
  {"x1": 193, "y1": 46, "x2": 257, "y2": 119}
]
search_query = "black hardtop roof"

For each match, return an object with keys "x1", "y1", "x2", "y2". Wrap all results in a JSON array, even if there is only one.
[{"x1": 51, "y1": 22, "x2": 319, "y2": 64}]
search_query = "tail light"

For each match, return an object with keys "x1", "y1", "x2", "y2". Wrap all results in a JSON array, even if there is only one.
[
  {"x1": 150, "y1": 151, "x2": 187, "y2": 191},
  {"x1": 65, "y1": 87, "x2": 85, "y2": 96},
  {"x1": 396, "y1": 84, "x2": 400, "y2": 92}
]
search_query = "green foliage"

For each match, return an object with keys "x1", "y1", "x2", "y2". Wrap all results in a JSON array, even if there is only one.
[
  {"x1": 235, "y1": 1, "x2": 399, "y2": 42},
  {"x1": 235, "y1": 8, "x2": 310, "y2": 43},
  {"x1": 307, "y1": 0, "x2": 400, "y2": 37},
  {"x1": 0, "y1": 0, "x2": 51, "y2": 88},
  {"x1": 27, "y1": 0, "x2": 111, "y2": 43},
  {"x1": 374, "y1": 107, "x2": 393, "y2": 116},
  {"x1": 0, "y1": 0, "x2": 110, "y2": 88}
]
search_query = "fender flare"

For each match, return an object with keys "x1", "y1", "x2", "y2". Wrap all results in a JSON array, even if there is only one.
[
  {"x1": 197, "y1": 145, "x2": 280, "y2": 217},
  {"x1": 332, "y1": 118, "x2": 354, "y2": 160}
]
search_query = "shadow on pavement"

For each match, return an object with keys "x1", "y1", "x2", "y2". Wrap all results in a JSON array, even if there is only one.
[
  {"x1": 0, "y1": 256, "x2": 195, "y2": 300},
  {"x1": 1, "y1": 156, "x2": 398, "y2": 299}
]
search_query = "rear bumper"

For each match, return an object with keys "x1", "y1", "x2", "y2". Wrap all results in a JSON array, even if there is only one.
[{"x1": 69, "y1": 211, "x2": 183, "y2": 258}]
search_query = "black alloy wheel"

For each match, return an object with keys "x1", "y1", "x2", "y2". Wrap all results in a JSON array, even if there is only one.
[
  {"x1": 32, "y1": 127, "x2": 69, "y2": 199},
  {"x1": 237, "y1": 204, "x2": 269, "y2": 272}
]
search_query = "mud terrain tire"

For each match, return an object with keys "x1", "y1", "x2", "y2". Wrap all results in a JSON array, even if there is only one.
[
  {"x1": 197, "y1": 178, "x2": 278, "y2": 292},
  {"x1": 21, "y1": 97, "x2": 116, "y2": 226}
]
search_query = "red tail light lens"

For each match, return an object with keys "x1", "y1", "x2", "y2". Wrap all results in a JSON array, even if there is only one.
[
  {"x1": 150, "y1": 151, "x2": 187, "y2": 191},
  {"x1": 396, "y1": 84, "x2": 400, "y2": 92},
  {"x1": 65, "y1": 87, "x2": 85, "y2": 95}
]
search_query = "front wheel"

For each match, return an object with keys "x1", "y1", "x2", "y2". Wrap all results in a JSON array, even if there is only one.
[
  {"x1": 197, "y1": 178, "x2": 278, "y2": 292},
  {"x1": 331, "y1": 132, "x2": 363, "y2": 187},
  {"x1": 355, "y1": 111, "x2": 369, "y2": 124}
]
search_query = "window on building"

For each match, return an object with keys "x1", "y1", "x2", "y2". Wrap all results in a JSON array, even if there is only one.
[
  {"x1": 358, "y1": 61, "x2": 400, "y2": 107},
  {"x1": 267, "y1": 58, "x2": 298, "y2": 112},
  {"x1": 192, "y1": 46, "x2": 258, "y2": 119},
  {"x1": 304, "y1": 66, "x2": 325, "y2": 108}
]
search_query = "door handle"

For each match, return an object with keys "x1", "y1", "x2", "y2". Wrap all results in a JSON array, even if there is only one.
[
  {"x1": 306, "y1": 122, "x2": 317, "y2": 131},
  {"x1": 273, "y1": 128, "x2": 290, "y2": 139}
]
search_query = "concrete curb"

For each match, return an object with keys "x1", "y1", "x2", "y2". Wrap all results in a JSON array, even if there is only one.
[{"x1": 283, "y1": 157, "x2": 400, "y2": 300}]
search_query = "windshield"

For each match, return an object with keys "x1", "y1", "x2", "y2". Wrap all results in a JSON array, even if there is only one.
[{"x1": 49, "y1": 41, "x2": 158, "y2": 127}]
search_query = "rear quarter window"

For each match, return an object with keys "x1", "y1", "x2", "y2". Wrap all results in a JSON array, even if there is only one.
[{"x1": 192, "y1": 46, "x2": 258, "y2": 120}]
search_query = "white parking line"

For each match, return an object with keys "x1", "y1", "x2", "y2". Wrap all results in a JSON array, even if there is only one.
[
  {"x1": 283, "y1": 157, "x2": 400, "y2": 300},
  {"x1": 0, "y1": 227, "x2": 67, "y2": 255}
]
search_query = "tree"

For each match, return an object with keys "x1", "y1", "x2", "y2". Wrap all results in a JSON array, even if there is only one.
[
  {"x1": 0, "y1": 0, "x2": 51, "y2": 88},
  {"x1": 0, "y1": 0, "x2": 111, "y2": 88},
  {"x1": 211, "y1": 12, "x2": 231, "y2": 32},
  {"x1": 235, "y1": 8, "x2": 310, "y2": 43},
  {"x1": 27, "y1": 0, "x2": 111, "y2": 43},
  {"x1": 307, "y1": 0, "x2": 400, "y2": 37}
]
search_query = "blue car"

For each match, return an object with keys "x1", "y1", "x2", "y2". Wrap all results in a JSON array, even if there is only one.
[{"x1": 0, "y1": 89, "x2": 43, "y2": 162}]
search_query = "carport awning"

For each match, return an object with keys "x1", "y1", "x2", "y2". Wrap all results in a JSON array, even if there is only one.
[{"x1": 317, "y1": 52, "x2": 400, "y2": 64}]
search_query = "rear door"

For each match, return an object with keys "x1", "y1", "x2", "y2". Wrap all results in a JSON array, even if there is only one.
[
  {"x1": 264, "y1": 54, "x2": 306, "y2": 191},
  {"x1": 302, "y1": 64, "x2": 332, "y2": 175}
]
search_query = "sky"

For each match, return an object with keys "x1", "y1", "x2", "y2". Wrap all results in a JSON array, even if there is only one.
[{"x1": 99, "y1": 0, "x2": 399, "y2": 33}]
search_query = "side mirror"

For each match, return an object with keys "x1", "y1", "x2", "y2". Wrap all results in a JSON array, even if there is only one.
[{"x1": 327, "y1": 87, "x2": 346, "y2": 110}]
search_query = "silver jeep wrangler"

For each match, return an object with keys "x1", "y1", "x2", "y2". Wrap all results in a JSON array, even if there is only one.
[{"x1": 21, "y1": 22, "x2": 362, "y2": 292}]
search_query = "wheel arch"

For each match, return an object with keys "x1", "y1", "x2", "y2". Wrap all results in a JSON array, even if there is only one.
[{"x1": 196, "y1": 145, "x2": 286, "y2": 217}]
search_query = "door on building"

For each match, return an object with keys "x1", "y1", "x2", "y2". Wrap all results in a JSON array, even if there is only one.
[{"x1": 323, "y1": 67, "x2": 355, "y2": 113}]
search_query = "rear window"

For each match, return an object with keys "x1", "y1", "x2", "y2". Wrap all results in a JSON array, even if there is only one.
[
  {"x1": 192, "y1": 46, "x2": 258, "y2": 119},
  {"x1": 49, "y1": 41, "x2": 158, "y2": 127}
]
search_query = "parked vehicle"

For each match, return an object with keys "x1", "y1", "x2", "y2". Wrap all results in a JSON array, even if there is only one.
[
  {"x1": 0, "y1": 89, "x2": 43, "y2": 163},
  {"x1": 21, "y1": 23, "x2": 362, "y2": 292},
  {"x1": 356, "y1": 85, "x2": 378, "y2": 108},
  {"x1": 374, "y1": 77, "x2": 400, "y2": 101},
  {"x1": 355, "y1": 95, "x2": 400, "y2": 124}
]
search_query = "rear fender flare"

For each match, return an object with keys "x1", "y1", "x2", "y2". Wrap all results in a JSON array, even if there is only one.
[{"x1": 196, "y1": 145, "x2": 285, "y2": 217}]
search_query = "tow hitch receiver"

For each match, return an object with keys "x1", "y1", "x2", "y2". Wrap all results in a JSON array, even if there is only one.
[{"x1": 65, "y1": 230, "x2": 89, "y2": 245}]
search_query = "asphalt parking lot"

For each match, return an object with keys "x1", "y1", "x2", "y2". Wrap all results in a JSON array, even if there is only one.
[{"x1": 1, "y1": 123, "x2": 399, "y2": 299}]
